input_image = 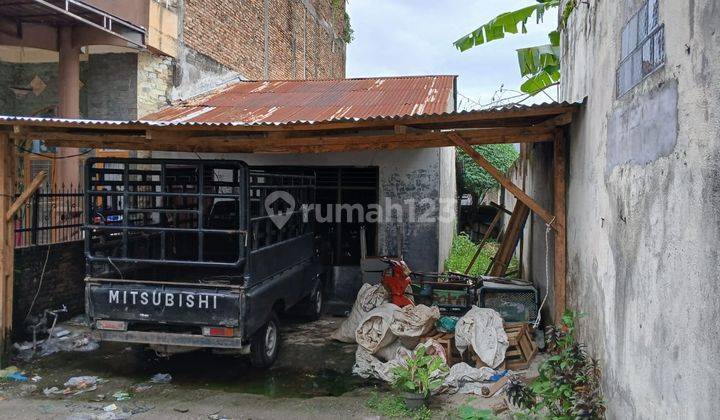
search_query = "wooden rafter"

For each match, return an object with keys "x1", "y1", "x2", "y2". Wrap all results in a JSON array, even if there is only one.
[{"x1": 447, "y1": 131, "x2": 558, "y2": 230}]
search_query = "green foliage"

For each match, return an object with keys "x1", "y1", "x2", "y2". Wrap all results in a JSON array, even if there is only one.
[
  {"x1": 391, "y1": 346, "x2": 449, "y2": 398},
  {"x1": 505, "y1": 311, "x2": 606, "y2": 419},
  {"x1": 457, "y1": 144, "x2": 519, "y2": 197},
  {"x1": 332, "y1": 0, "x2": 354, "y2": 43},
  {"x1": 366, "y1": 392, "x2": 432, "y2": 420},
  {"x1": 454, "y1": 0, "x2": 579, "y2": 95},
  {"x1": 456, "y1": 403, "x2": 499, "y2": 420},
  {"x1": 444, "y1": 234, "x2": 518, "y2": 277}
]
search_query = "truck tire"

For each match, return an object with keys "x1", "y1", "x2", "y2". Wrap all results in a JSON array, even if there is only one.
[
  {"x1": 304, "y1": 287, "x2": 323, "y2": 321},
  {"x1": 250, "y1": 314, "x2": 280, "y2": 368}
]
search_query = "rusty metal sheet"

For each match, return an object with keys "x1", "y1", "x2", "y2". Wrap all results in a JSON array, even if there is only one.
[{"x1": 145, "y1": 75, "x2": 457, "y2": 124}]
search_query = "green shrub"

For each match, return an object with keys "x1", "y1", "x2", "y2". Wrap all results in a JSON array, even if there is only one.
[
  {"x1": 506, "y1": 311, "x2": 606, "y2": 418},
  {"x1": 445, "y1": 233, "x2": 517, "y2": 277}
]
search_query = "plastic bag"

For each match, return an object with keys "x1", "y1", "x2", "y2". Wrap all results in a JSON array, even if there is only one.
[{"x1": 331, "y1": 284, "x2": 388, "y2": 343}]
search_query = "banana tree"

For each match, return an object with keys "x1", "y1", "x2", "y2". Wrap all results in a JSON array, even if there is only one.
[{"x1": 454, "y1": 0, "x2": 577, "y2": 96}]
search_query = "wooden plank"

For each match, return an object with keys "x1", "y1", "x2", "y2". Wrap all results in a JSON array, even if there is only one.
[
  {"x1": 488, "y1": 202, "x2": 530, "y2": 277},
  {"x1": 464, "y1": 210, "x2": 501, "y2": 274},
  {"x1": 553, "y1": 130, "x2": 567, "y2": 323},
  {"x1": 0, "y1": 134, "x2": 15, "y2": 367},
  {"x1": 447, "y1": 131, "x2": 558, "y2": 230},
  {"x1": 5, "y1": 170, "x2": 46, "y2": 221},
  {"x1": 37, "y1": 126, "x2": 555, "y2": 153}
]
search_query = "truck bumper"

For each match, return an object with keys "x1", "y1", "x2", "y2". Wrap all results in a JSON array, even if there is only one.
[{"x1": 98, "y1": 330, "x2": 248, "y2": 350}]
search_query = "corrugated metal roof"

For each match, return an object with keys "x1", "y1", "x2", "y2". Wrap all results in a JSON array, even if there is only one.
[
  {"x1": 0, "y1": 101, "x2": 581, "y2": 130},
  {"x1": 144, "y1": 76, "x2": 457, "y2": 124}
]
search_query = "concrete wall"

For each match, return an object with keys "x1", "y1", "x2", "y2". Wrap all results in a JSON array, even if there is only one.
[
  {"x1": 517, "y1": 0, "x2": 720, "y2": 417},
  {"x1": 13, "y1": 241, "x2": 86, "y2": 339},
  {"x1": 0, "y1": 59, "x2": 89, "y2": 117},
  {"x1": 85, "y1": 53, "x2": 138, "y2": 120},
  {"x1": 158, "y1": 148, "x2": 456, "y2": 272}
]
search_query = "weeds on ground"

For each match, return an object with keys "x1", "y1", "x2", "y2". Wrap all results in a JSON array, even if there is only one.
[
  {"x1": 505, "y1": 311, "x2": 606, "y2": 418},
  {"x1": 444, "y1": 233, "x2": 518, "y2": 276},
  {"x1": 366, "y1": 391, "x2": 432, "y2": 420},
  {"x1": 456, "y1": 403, "x2": 498, "y2": 420}
]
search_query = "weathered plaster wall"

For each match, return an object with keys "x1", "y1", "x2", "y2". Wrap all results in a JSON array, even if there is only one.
[
  {"x1": 505, "y1": 142, "x2": 555, "y2": 322},
  {"x1": 549, "y1": 0, "x2": 720, "y2": 417},
  {"x1": 85, "y1": 53, "x2": 138, "y2": 120},
  {"x1": 157, "y1": 148, "x2": 456, "y2": 272},
  {"x1": 0, "y1": 59, "x2": 88, "y2": 117}
]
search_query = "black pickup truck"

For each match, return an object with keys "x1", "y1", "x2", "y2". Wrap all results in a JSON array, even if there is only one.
[{"x1": 84, "y1": 158, "x2": 322, "y2": 367}]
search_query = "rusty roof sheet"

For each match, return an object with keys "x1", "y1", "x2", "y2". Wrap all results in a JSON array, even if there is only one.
[
  {"x1": 0, "y1": 101, "x2": 581, "y2": 131},
  {"x1": 144, "y1": 76, "x2": 457, "y2": 124}
]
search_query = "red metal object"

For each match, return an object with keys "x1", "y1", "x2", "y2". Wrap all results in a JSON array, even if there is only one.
[
  {"x1": 381, "y1": 259, "x2": 413, "y2": 308},
  {"x1": 144, "y1": 76, "x2": 456, "y2": 124}
]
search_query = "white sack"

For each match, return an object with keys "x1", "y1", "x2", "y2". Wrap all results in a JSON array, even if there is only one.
[
  {"x1": 455, "y1": 306, "x2": 508, "y2": 368},
  {"x1": 375, "y1": 339, "x2": 411, "y2": 362},
  {"x1": 331, "y1": 284, "x2": 388, "y2": 343},
  {"x1": 355, "y1": 303, "x2": 399, "y2": 353},
  {"x1": 352, "y1": 346, "x2": 406, "y2": 383},
  {"x1": 389, "y1": 304, "x2": 441, "y2": 338},
  {"x1": 441, "y1": 362, "x2": 497, "y2": 394}
]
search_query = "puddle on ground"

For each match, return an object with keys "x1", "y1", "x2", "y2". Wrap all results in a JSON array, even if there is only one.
[{"x1": 16, "y1": 318, "x2": 369, "y2": 399}]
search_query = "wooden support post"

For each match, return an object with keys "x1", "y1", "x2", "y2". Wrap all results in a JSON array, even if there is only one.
[
  {"x1": 447, "y1": 132, "x2": 559, "y2": 230},
  {"x1": 0, "y1": 133, "x2": 16, "y2": 367},
  {"x1": 6, "y1": 170, "x2": 46, "y2": 221},
  {"x1": 553, "y1": 130, "x2": 567, "y2": 323}
]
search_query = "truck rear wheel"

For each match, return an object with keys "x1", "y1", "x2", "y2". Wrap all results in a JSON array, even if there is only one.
[
  {"x1": 305, "y1": 288, "x2": 323, "y2": 320},
  {"x1": 250, "y1": 314, "x2": 280, "y2": 368}
]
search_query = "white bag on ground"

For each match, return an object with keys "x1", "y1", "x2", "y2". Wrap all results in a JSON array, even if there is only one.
[
  {"x1": 331, "y1": 284, "x2": 388, "y2": 343},
  {"x1": 352, "y1": 346, "x2": 406, "y2": 382},
  {"x1": 389, "y1": 304, "x2": 440, "y2": 338},
  {"x1": 355, "y1": 303, "x2": 399, "y2": 353},
  {"x1": 442, "y1": 362, "x2": 497, "y2": 394},
  {"x1": 455, "y1": 306, "x2": 508, "y2": 368}
]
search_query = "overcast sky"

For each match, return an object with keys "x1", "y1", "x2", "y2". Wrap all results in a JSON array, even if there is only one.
[{"x1": 346, "y1": 0, "x2": 557, "y2": 109}]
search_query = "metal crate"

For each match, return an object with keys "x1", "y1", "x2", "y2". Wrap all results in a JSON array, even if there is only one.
[{"x1": 478, "y1": 282, "x2": 539, "y2": 323}]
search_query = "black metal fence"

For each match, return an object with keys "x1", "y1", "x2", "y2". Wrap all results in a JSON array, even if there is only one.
[{"x1": 13, "y1": 185, "x2": 84, "y2": 248}]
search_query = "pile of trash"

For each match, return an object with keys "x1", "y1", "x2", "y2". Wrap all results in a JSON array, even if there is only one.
[
  {"x1": 333, "y1": 283, "x2": 512, "y2": 397},
  {"x1": 14, "y1": 326, "x2": 99, "y2": 361}
]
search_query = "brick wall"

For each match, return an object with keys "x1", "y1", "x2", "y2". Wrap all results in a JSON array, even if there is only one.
[
  {"x1": 13, "y1": 241, "x2": 86, "y2": 338},
  {"x1": 183, "y1": 0, "x2": 346, "y2": 80}
]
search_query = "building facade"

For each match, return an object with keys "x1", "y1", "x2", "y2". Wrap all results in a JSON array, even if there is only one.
[
  {"x1": 515, "y1": 0, "x2": 720, "y2": 417},
  {"x1": 0, "y1": 0, "x2": 348, "y2": 185}
]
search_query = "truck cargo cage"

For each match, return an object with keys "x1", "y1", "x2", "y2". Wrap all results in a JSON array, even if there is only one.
[{"x1": 85, "y1": 158, "x2": 251, "y2": 269}]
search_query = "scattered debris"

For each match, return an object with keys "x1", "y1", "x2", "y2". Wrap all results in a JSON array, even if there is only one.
[
  {"x1": 149, "y1": 373, "x2": 172, "y2": 384},
  {"x1": 53, "y1": 329, "x2": 71, "y2": 338},
  {"x1": 131, "y1": 383, "x2": 152, "y2": 393},
  {"x1": 174, "y1": 407, "x2": 190, "y2": 413},
  {"x1": 30, "y1": 375, "x2": 42, "y2": 382},
  {"x1": 112, "y1": 391, "x2": 131, "y2": 401},
  {"x1": 64, "y1": 376, "x2": 101, "y2": 389},
  {"x1": 103, "y1": 403, "x2": 118, "y2": 412}
]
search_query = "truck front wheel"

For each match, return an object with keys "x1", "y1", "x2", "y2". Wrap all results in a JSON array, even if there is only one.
[{"x1": 250, "y1": 314, "x2": 280, "y2": 368}]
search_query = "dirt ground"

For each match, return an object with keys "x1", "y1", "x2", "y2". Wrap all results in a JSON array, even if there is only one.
[{"x1": 0, "y1": 316, "x2": 534, "y2": 419}]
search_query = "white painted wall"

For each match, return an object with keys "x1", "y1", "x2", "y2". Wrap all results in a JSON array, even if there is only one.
[{"x1": 157, "y1": 148, "x2": 456, "y2": 272}]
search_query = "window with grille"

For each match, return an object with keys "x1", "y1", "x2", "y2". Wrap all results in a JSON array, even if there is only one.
[{"x1": 617, "y1": 0, "x2": 664, "y2": 97}]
